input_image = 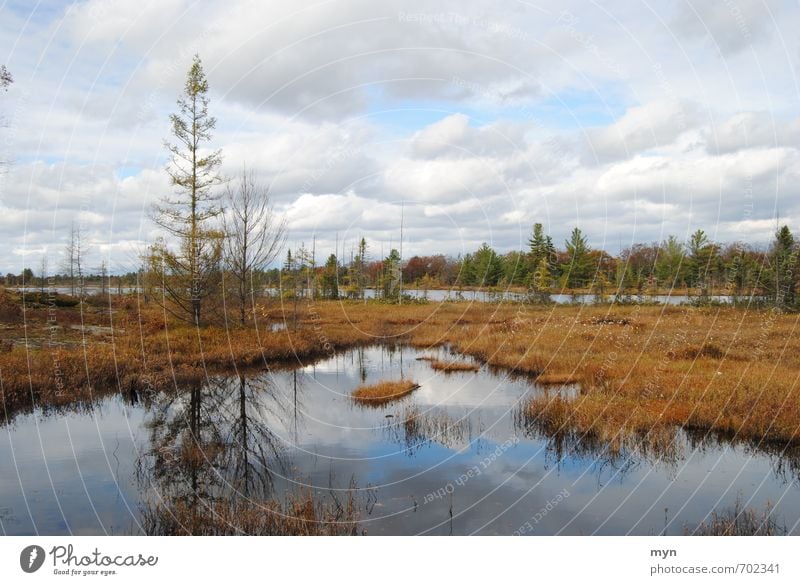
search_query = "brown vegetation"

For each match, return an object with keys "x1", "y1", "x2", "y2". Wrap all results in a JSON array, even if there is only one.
[
  {"x1": 535, "y1": 373, "x2": 581, "y2": 385},
  {"x1": 429, "y1": 359, "x2": 479, "y2": 372},
  {"x1": 2, "y1": 294, "x2": 800, "y2": 449},
  {"x1": 352, "y1": 379, "x2": 420, "y2": 404},
  {"x1": 401, "y1": 406, "x2": 468, "y2": 449},
  {"x1": 142, "y1": 488, "x2": 359, "y2": 536},
  {"x1": 686, "y1": 498, "x2": 785, "y2": 536}
]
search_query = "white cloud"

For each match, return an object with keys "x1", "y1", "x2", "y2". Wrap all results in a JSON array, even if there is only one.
[
  {"x1": 1, "y1": 0, "x2": 799, "y2": 272},
  {"x1": 704, "y1": 111, "x2": 800, "y2": 154},
  {"x1": 671, "y1": 0, "x2": 780, "y2": 56},
  {"x1": 582, "y1": 100, "x2": 703, "y2": 164}
]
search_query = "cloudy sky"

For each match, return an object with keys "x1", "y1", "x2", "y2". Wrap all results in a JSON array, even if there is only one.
[{"x1": 1, "y1": 0, "x2": 799, "y2": 274}]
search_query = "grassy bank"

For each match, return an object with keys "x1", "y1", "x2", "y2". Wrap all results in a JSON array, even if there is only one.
[
  {"x1": 352, "y1": 379, "x2": 420, "y2": 404},
  {"x1": 1, "y1": 290, "x2": 799, "y2": 448}
]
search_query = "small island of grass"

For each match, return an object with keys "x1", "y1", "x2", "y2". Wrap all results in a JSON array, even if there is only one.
[{"x1": 352, "y1": 380, "x2": 420, "y2": 405}]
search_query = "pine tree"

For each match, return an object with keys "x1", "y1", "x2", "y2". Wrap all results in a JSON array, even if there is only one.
[
  {"x1": 561, "y1": 227, "x2": 593, "y2": 288},
  {"x1": 152, "y1": 54, "x2": 224, "y2": 325},
  {"x1": 473, "y1": 243, "x2": 503, "y2": 287},
  {"x1": 770, "y1": 225, "x2": 797, "y2": 307},
  {"x1": 321, "y1": 254, "x2": 339, "y2": 299}
]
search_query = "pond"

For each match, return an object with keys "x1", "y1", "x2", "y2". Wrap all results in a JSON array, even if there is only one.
[
  {"x1": 1, "y1": 345, "x2": 797, "y2": 535},
  {"x1": 15, "y1": 286, "x2": 758, "y2": 306},
  {"x1": 268, "y1": 287, "x2": 750, "y2": 305}
]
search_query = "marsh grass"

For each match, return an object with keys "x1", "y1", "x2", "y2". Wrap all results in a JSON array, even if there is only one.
[
  {"x1": 352, "y1": 379, "x2": 420, "y2": 405},
  {"x1": 429, "y1": 359, "x2": 479, "y2": 372},
  {"x1": 2, "y1": 297, "x2": 800, "y2": 446},
  {"x1": 401, "y1": 406, "x2": 468, "y2": 449},
  {"x1": 686, "y1": 497, "x2": 786, "y2": 536},
  {"x1": 536, "y1": 373, "x2": 581, "y2": 386},
  {"x1": 521, "y1": 395, "x2": 686, "y2": 466},
  {"x1": 141, "y1": 487, "x2": 359, "y2": 536}
]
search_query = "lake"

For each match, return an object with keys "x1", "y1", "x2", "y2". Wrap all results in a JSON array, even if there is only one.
[
  {"x1": 1, "y1": 345, "x2": 797, "y2": 535},
  {"x1": 15, "y1": 286, "x2": 755, "y2": 306}
]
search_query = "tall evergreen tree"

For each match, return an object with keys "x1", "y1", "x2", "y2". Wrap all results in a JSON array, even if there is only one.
[
  {"x1": 473, "y1": 243, "x2": 503, "y2": 287},
  {"x1": 687, "y1": 229, "x2": 715, "y2": 293},
  {"x1": 321, "y1": 254, "x2": 340, "y2": 299},
  {"x1": 655, "y1": 235, "x2": 686, "y2": 288},
  {"x1": 152, "y1": 54, "x2": 224, "y2": 325},
  {"x1": 770, "y1": 225, "x2": 797, "y2": 307},
  {"x1": 561, "y1": 227, "x2": 593, "y2": 288}
]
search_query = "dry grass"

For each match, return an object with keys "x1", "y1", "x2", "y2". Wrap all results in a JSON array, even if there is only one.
[
  {"x1": 141, "y1": 488, "x2": 359, "y2": 536},
  {"x1": 535, "y1": 373, "x2": 581, "y2": 385},
  {"x1": 351, "y1": 379, "x2": 420, "y2": 405},
  {"x1": 429, "y1": 359, "x2": 479, "y2": 372},
  {"x1": 686, "y1": 497, "x2": 785, "y2": 536},
  {"x1": 401, "y1": 406, "x2": 468, "y2": 449},
  {"x1": 2, "y1": 296, "x2": 800, "y2": 447}
]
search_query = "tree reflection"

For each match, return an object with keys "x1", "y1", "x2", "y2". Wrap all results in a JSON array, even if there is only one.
[
  {"x1": 513, "y1": 405, "x2": 684, "y2": 481},
  {"x1": 137, "y1": 370, "x2": 361, "y2": 534}
]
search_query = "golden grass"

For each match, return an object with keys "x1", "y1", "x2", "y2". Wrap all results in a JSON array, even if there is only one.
[
  {"x1": 3, "y1": 296, "x2": 800, "y2": 446},
  {"x1": 351, "y1": 379, "x2": 420, "y2": 404},
  {"x1": 429, "y1": 359, "x2": 479, "y2": 372},
  {"x1": 401, "y1": 406, "x2": 468, "y2": 449},
  {"x1": 686, "y1": 498, "x2": 784, "y2": 536},
  {"x1": 142, "y1": 488, "x2": 359, "y2": 536},
  {"x1": 535, "y1": 373, "x2": 581, "y2": 385}
]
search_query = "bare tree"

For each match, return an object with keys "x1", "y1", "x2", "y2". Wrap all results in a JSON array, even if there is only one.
[
  {"x1": 39, "y1": 254, "x2": 48, "y2": 296},
  {"x1": 62, "y1": 222, "x2": 87, "y2": 297},
  {"x1": 98, "y1": 259, "x2": 108, "y2": 297},
  {"x1": 152, "y1": 54, "x2": 224, "y2": 325},
  {"x1": 223, "y1": 167, "x2": 286, "y2": 325}
]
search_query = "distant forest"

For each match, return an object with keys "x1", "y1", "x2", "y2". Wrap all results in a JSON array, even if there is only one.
[{"x1": 6, "y1": 222, "x2": 797, "y2": 308}]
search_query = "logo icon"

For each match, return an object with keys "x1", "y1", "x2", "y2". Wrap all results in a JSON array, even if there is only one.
[{"x1": 20, "y1": 545, "x2": 46, "y2": 573}]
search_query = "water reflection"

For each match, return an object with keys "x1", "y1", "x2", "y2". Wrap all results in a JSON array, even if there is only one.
[
  {"x1": 138, "y1": 373, "x2": 299, "y2": 534},
  {"x1": 1, "y1": 344, "x2": 799, "y2": 535},
  {"x1": 382, "y1": 406, "x2": 474, "y2": 455},
  {"x1": 514, "y1": 412, "x2": 685, "y2": 483}
]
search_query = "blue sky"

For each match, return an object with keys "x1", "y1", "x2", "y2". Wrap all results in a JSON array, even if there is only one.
[{"x1": 1, "y1": 0, "x2": 799, "y2": 273}]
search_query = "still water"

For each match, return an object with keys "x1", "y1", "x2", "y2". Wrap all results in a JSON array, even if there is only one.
[
  {"x1": 272, "y1": 288, "x2": 743, "y2": 305},
  {"x1": 1, "y1": 345, "x2": 797, "y2": 535}
]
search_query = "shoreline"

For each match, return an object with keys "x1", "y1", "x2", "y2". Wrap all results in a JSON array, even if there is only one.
[{"x1": 1, "y1": 297, "x2": 799, "y2": 447}]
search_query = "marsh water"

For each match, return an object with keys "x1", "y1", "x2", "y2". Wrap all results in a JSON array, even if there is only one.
[
  {"x1": 273, "y1": 287, "x2": 743, "y2": 305},
  {"x1": 1, "y1": 345, "x2": 798, "y2": 535},
  {"x1": 15, "y1": 286, "x2": 749, "y2": 306}
]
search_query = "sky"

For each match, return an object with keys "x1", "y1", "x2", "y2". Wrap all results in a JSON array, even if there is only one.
[{"x1": 1, "y1": 0, "x2": 799, "y2": 274}]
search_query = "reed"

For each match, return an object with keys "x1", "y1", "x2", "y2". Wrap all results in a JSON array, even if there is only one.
[
  {"x1": 535, "y1": 373, "x2": 581, "y2": 386},
  {"x1": 352, "y1": 379, "x2": 420, "y2": 404},
  {"x1": 429, "y1": 359, "x2": 479, "y2": 372},
  {"x1": 3, "y1": 296, "x2": 800, "y2": 446},
  {"x1": 141, "y1": 488, "x2": 359, "y2": 536},
  {"x1": 686, "y1": 498, "x2": 785, "y2": 536}
]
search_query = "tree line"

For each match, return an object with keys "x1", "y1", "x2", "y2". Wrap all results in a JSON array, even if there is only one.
[
  {"x1": 3, "y1": 57, "x2": 799, "y2": 320},
  {"x1": 271, "y1": 222, "x2": 797, "y2": 308}
]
